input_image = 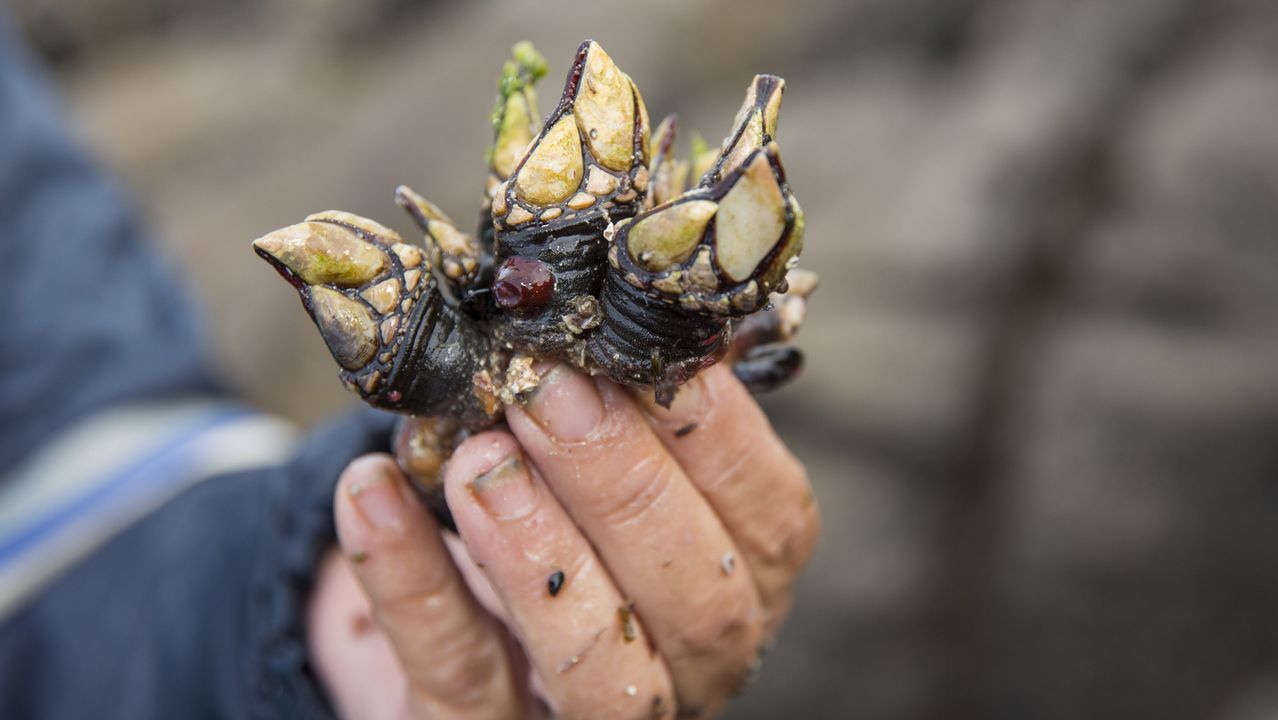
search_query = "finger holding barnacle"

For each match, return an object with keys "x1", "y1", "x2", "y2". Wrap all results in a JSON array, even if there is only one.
[
  {"x1": 252, "y1": 210, "x2": 495, "y2": 425},
  {"x1": 394, "y1": 184, "x2": 484, "y2": 288},
  {"x1": 590, "y1": 141, "x2": 804, "y2": 404}
]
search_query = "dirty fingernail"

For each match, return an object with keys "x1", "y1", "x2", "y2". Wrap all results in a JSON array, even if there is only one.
[
  {"x1": 349, "y1": 464, "x2": 407, "y2": 532},
  {"x1": 524, "y1": 365, "x2": 604, "y2": 442},
  {"x1": 468, "y1": 454, "x2": 537, "y2": 520}
]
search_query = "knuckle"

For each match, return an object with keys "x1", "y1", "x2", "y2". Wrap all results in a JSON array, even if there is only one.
[
  {"x1": 420, "y1": 634, "x2": 504, "y2": 705},
  {"x1": 668, "y1": 584, "x2": 762, "y2": 666},
  {"x1": 374, "y1": 556, "x2": 457, "y2": 612},
  {"x1": 591, "y1": 455, "x2": 677, "y2": 528},
  {"x1": 788, "y1": 487, "x2": 822, "y2": 568},
  {"x1": 701, "y1": 432, "x2": 764, "y2": 495},
  {"x1": 745, "y1": 459, "x2": 820, "y2": 573},
  {"x1": 749, "y1": 493, "x2": 820, "y2": 574},
  {"x1": 670, "y1": 605, "x2": 763, "y2": 714}
]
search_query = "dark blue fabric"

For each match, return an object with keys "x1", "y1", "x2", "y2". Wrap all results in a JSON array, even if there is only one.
[
  {"x1": 0, "y1": 407, "x2": 396, "y2": 719},
  {"x1": 0, "y1": 12, "x2": 223, "y2": 471}
]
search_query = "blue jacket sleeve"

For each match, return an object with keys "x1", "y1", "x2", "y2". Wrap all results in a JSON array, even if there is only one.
[
  {"x1": 0, "y1": 408, "x2": 396, "y2": 719},
  {"x1": 0, "y1": 11, "x2": 222, "y2": 471}
]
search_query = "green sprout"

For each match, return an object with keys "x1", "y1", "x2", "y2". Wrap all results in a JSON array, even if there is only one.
[{"x1": 490, "y1": 41, "x2": 548, "y2": 135}]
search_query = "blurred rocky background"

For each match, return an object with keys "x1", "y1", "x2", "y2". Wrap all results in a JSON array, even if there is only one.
[{"x1": 10, "y1": 0, "x2": 1278, "y2": 718}]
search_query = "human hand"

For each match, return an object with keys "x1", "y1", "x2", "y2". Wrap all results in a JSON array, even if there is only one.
[{"x1": 307, "y1": 363, "x2": 819, "y2": 719}]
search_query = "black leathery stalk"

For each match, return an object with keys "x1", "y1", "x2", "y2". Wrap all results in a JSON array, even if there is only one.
[
  {"x1": 490, "y1": 214, "x2": 615, "y2": 356},
  {"x1": 587, "y1": 268, "x2": 729, "y2": 396},
  {"x1": 368, "y1": 286, "x2": 491, "y2": 420}
]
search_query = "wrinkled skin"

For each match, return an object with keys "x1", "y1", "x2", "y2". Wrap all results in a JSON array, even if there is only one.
[{"x1": 310, "y1": 362, "x2": 819, "y2": 719}]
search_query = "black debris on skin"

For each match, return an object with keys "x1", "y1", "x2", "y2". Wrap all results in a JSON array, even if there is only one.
[{"x1": 548, "y1": 569, "x2": 566, "y2": 596}]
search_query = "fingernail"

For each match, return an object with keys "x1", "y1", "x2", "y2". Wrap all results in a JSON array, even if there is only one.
[
  {"x1": 468, "y1": 454, "x2": 537, "y2": 520},
  {"x1": 524, "y1": 365, "x2": 604, "y2": 442},
  {"x1": 349, "y1": 464, "x2": 407, "y2": 532},
  {"x1": 641, "y1": 373, "x2": 706, "y2": 433}
]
